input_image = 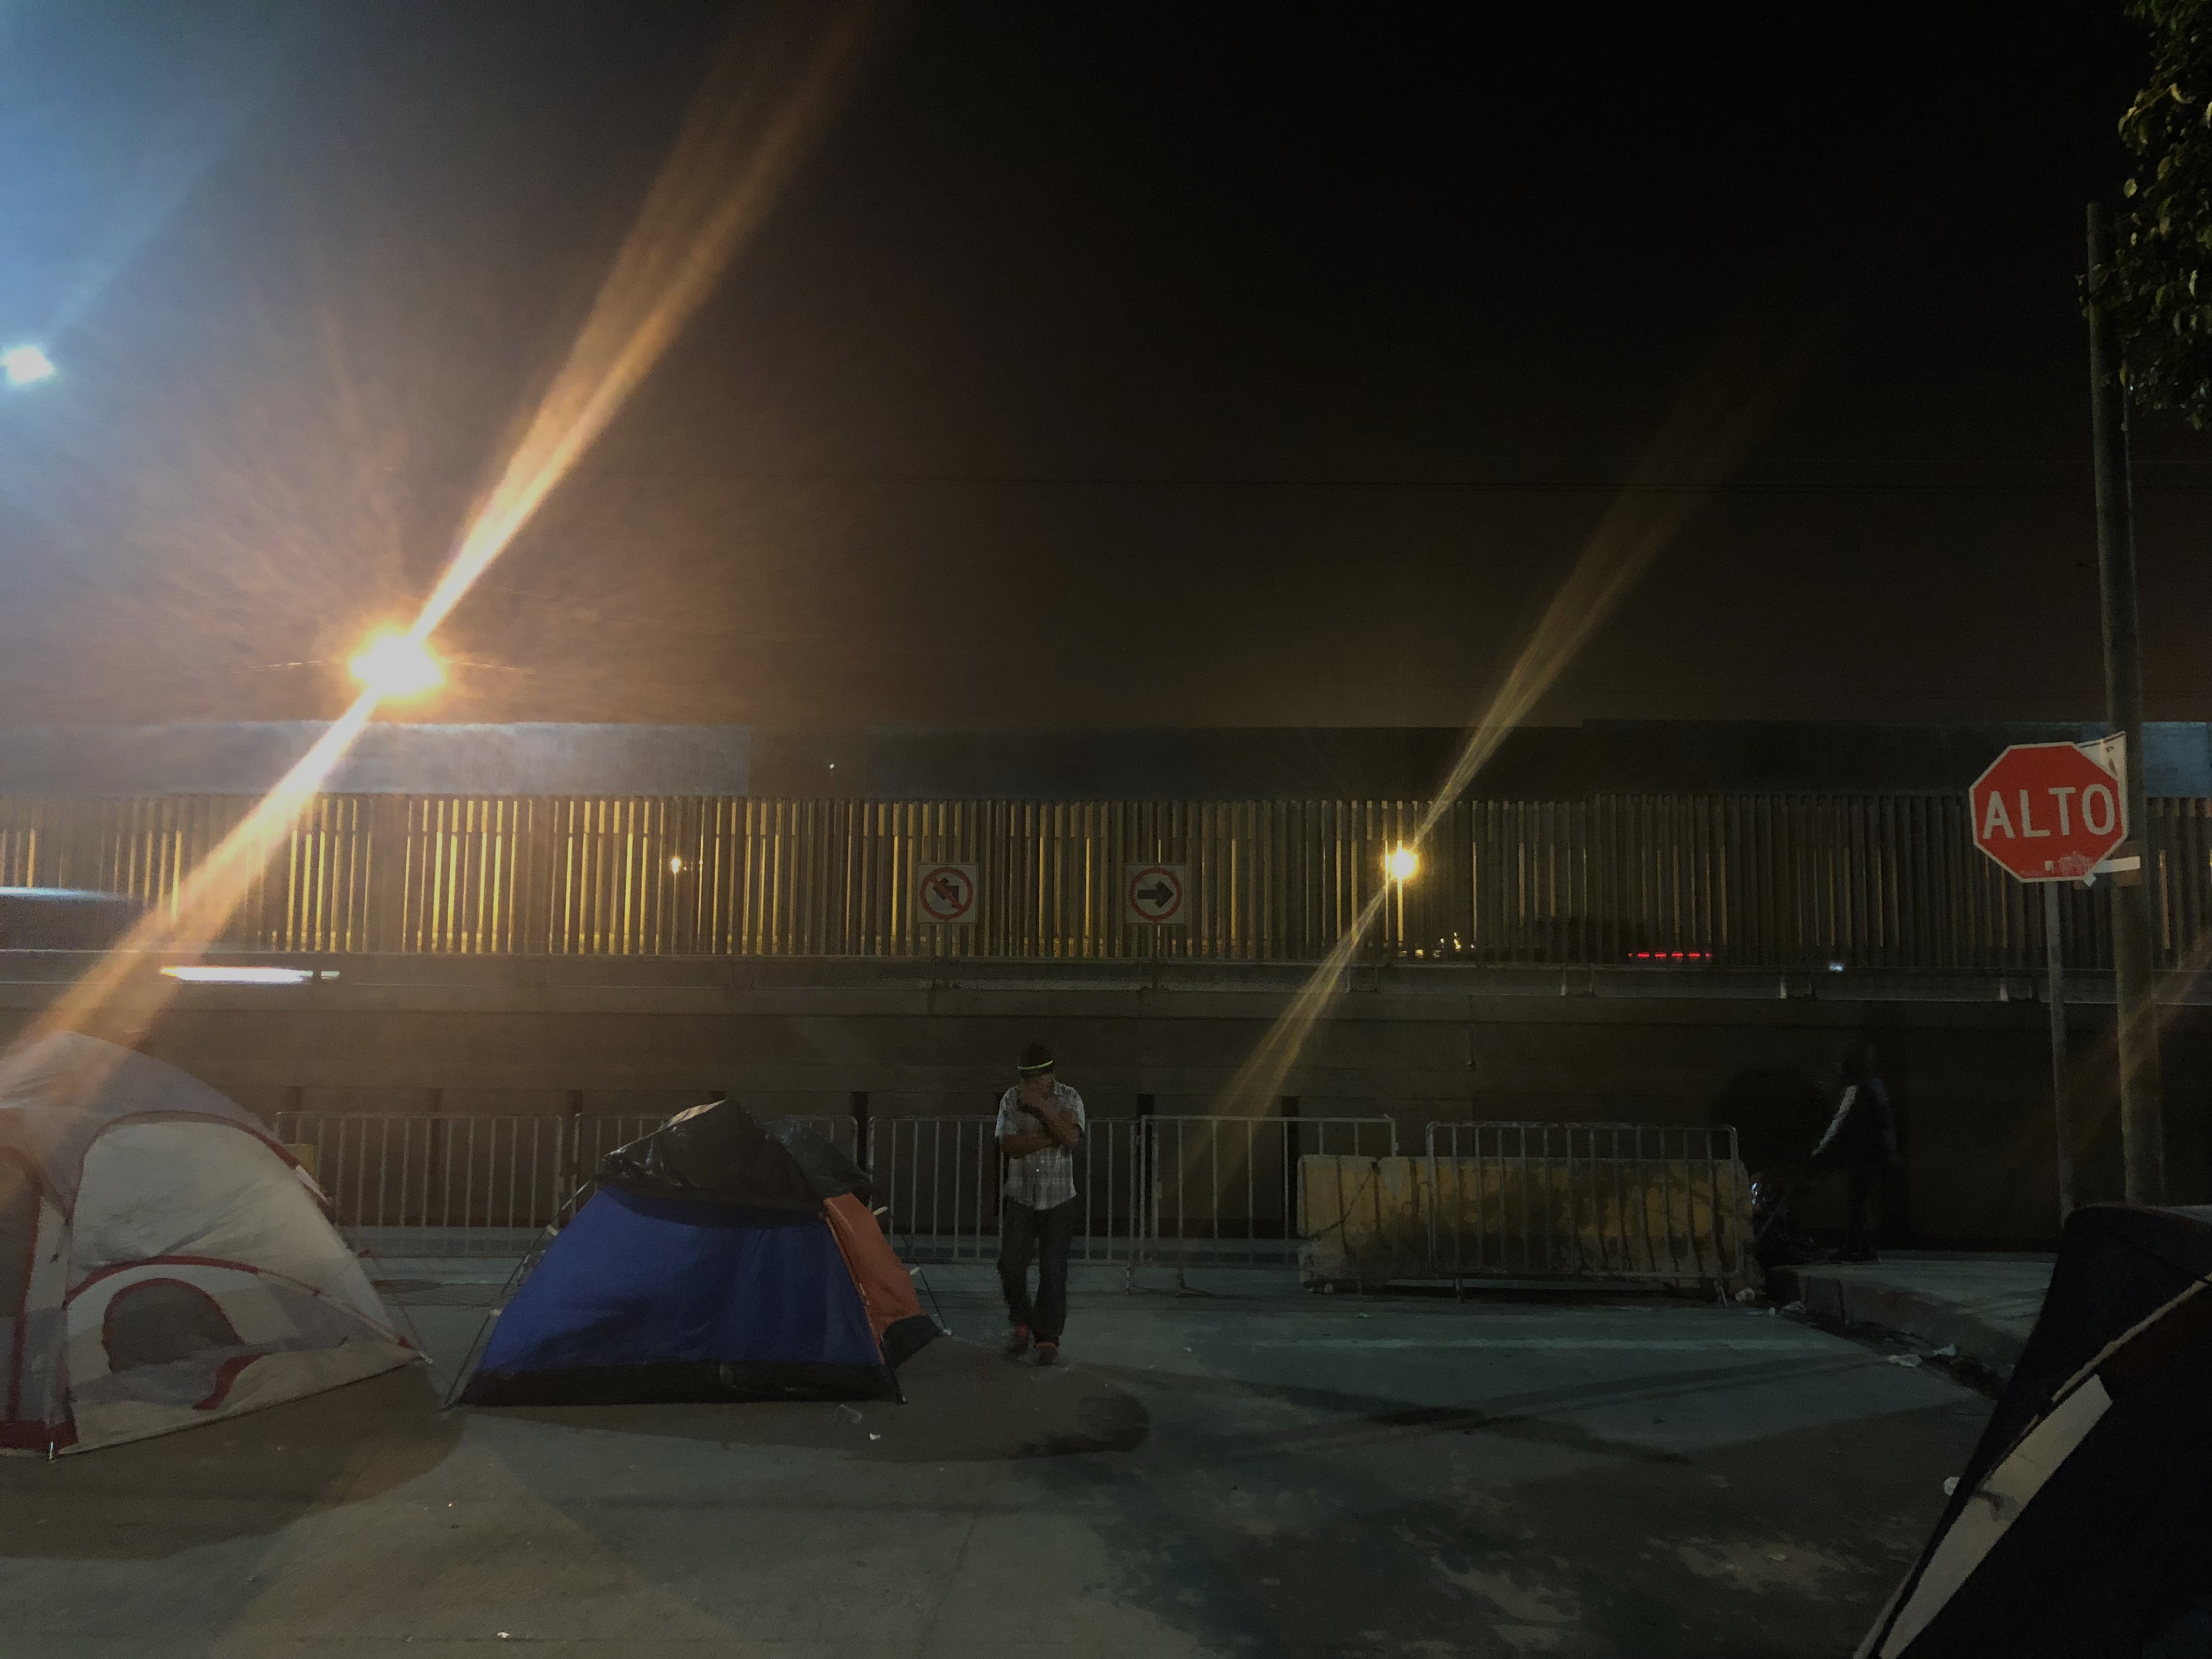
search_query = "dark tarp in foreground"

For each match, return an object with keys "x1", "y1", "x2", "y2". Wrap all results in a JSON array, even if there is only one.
[
  {"x1": 460, "y1": 1101, "x2": 933, "y2": 1407},
  {"x1": 1858, "y1": 1204, "x2": 2212, "y2": 1658}
]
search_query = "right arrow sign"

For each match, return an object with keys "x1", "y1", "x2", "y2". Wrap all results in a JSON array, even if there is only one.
[
  {"x1": 1969, "y1": 741, "x2": 2127, "y2": 882},
  {"x1": 1122, "y1": 864, "x2": 1189, "y2": 925}
]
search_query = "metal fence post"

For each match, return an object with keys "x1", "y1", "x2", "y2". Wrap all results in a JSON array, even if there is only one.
[{"x1": 1135, "y1": 1094, "x2": 1156, "y2": 1276}]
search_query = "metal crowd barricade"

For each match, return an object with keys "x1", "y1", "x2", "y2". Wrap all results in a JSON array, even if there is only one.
[
  {"x1": 273, "y1": 1111, "x2": 858, "y2": 1257},
  {"x1": 1129, "y1": 1116, "x2": 1399, "y2": 1269},
  {"x1": 864, "y1": 1118, "x2": 1008, "y2": 1266},
  {"x1": 864, "y1": 1114, "x2": 1398, "y2": 1272},
  {"x1": 1413, "y1": 1121, "x2": 1748, "y2": 1288},
  {"x1": 275, "y1": 1105, "x2": 1444, "y2": 1271}
]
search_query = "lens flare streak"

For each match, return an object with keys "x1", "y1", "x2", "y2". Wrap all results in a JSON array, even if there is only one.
[
  {"x1": 26, "y1": 691, "x2": 379, "y2": 1048},
  {"x1": 408, "y1": 1, "x2": 877, "y2": 646},
  {"x1": 1211, "y1": 312, "x2": 1822, "y2": 1119},
  {"x1": 10, "y1": 2, "x2": 882, "y2": 1060}
]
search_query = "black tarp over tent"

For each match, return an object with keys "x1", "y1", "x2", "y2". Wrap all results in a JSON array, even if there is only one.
[
  {"x1": 594, "y1": 1097, "x2": 878, "y2": 1213},
  {"x1": 1859, "y1": 1205, "x2": 2212, "y2": 1658}
]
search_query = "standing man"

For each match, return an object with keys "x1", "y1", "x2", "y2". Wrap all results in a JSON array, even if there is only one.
[
  {"x1": 996, "y1": 1041, "x2": 1085, "y2": 1365},
  {"x1": 1808, "y1": 1039, "x2": 1901, "y2": 1263}
]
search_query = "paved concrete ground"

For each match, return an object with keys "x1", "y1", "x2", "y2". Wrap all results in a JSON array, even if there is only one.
[
  {"x1": 2, "y1": 1261, "x2": 1991, "y2": 1659},
  {"x1": 1772, "y1": 1252, "x2": 2054, "y2": 1375}
]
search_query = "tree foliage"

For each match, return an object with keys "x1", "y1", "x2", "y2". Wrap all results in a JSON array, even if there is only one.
[{"x1": 2101, "y1": 0, "x2": 2212, "y2": 425}]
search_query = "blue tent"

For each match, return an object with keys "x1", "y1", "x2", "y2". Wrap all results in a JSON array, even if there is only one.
[{"x1": 460, "y1": 1104, "x2": 935, "y2": 1407}]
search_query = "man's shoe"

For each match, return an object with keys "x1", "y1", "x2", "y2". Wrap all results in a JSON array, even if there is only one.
[
  {"x1": 1035, "y1": 1341, "x2": 1059, "y2": 1367},
  {"x1": 1006, "y1": 1324, "x2": 1032, "y2": 1357}
]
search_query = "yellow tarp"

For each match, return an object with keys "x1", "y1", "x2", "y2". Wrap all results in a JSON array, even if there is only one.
[{"x1": 1300, "y1": 1153, "x2": 1750, "y2": 1286}]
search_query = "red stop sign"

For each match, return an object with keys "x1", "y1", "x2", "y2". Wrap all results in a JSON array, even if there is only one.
[{"x1": 1970, "y1": 742, "x2": 2126, "y2": 881}]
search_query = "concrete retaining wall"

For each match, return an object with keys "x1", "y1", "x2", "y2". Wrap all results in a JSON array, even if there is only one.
[{"x1": 2, "y1": 952, "x2": 2204, "y2": 1248}]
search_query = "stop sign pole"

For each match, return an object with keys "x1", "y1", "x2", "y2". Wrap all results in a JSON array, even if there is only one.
[{"x1": 1970, "y1": 741, "x2": 2134, "y2": 1223}]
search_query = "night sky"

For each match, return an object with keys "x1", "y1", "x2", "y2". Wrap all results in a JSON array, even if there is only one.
[{"x1": 0, "y1": 2, "x2": 2200, "y2": 734}]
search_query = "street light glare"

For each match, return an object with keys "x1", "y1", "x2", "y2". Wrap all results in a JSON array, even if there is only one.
[
  {"x1": 1384, "y1": 845, "x2": 1419, "y2": 883},
  {"x1": 2, "y1": 345, "x2": 56, "y2": 387},
  {"x1": 349, "y1": 631, "x2": 443, "y2": 698}
]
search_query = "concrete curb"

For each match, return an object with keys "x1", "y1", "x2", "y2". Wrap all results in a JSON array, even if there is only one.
[{"x1": 1767, "y1": 1263, "x2": 2042, "y2": 1375}]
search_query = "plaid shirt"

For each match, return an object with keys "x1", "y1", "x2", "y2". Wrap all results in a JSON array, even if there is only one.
[{"x1": 996, "y1": 1082, "x2": 1085, "y2": 1210}]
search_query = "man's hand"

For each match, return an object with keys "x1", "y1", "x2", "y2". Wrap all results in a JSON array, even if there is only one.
[
  {"x1": 1003, "y1": 1078, "x2": 1081, "y2": 1154},
  {"x1": 1033, "y1": 1101, "x2": 1081, "y2": 1148}
]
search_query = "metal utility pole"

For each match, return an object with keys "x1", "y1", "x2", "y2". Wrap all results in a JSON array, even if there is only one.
[{"x1": 2086, "y1": 202, "x2": 2166, "y2": 1206}]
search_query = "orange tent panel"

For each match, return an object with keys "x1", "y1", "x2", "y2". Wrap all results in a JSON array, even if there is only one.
[{"x1": 822, "y1": 1192, "x2": 926, "y2": 1346}]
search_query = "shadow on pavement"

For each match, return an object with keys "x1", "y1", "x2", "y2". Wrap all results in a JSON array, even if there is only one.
[
  {"x1": 470, "y1": 1335, "x2": 1151, "y2": 1462},
  {"x1": 0, "y1": 1362, "x2": 462, "y2": 1559},
  {"x1": 1071, "y1": 1389, "x2": 1981, "y2": 1659}
]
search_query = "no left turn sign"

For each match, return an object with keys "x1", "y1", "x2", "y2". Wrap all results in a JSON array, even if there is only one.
[
  {"x1": 1123, "y1": 864, "x2": 1189, "y2": 925},
  {"x1": 915, "y1": 862, "x2": 979, "y2": 926}
]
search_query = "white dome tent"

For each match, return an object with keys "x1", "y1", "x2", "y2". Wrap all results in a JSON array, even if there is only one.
[{"x1": 0, "y1": 1033, "x2": 414, "y2": 1455}]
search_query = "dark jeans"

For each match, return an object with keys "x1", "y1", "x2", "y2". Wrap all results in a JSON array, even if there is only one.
[{"x1": 998, "y1": 1197, "x2": 1079, "y2": 1342}]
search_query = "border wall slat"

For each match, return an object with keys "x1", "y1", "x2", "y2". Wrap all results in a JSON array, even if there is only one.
[{"x1": 2, "y1": 790, "x2": 2207, "y2": 970}]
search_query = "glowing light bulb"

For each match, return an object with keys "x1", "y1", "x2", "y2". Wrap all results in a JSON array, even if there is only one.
[
  {"x1": 1384, "y1": 845, "x2": 1419, "y2": 884},
  {"x1": 2, "y1": 345, "x2": 55, "y2": 387},
  {"x1": 349, "y1": 631, "x2": 443, "y2": 697}
]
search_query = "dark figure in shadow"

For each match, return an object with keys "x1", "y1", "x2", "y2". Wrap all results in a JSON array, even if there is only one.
[
  {"x1": 1751, "y1": 1169, "x2": 1820, "y2": 1271},
  {"x1": 1809, "y1": 1039, "x2": 1900, "y2": 1262}
]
